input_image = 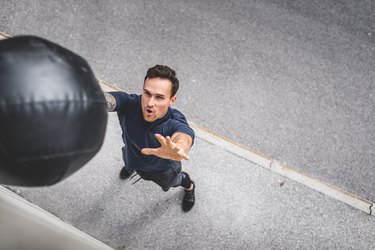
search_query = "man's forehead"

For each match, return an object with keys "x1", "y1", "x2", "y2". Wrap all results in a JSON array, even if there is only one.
[{"x1": 144, "y1": 78, "x2": 172, "y2": 96}]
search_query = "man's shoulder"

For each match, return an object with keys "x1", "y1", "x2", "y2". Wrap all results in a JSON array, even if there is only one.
[
  {"x1": 167, "y1": 109, "x2": 191, "y2": 129},
  {"x1": 170, "y1": 108, "x2": 187, "y2": 121},
  {"x1": 153, "y1": 109, "x2": 194, "y2": 140},
  {"x1": 121, "y1": 92, "x2": 141, "y2": 102},
  {"x1": 167, "y1": 108, "x2": 194, "y2": 132}
]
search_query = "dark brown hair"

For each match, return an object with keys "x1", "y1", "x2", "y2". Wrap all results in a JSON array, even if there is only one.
[{"x1": 144, "y1": 65, "x2": 179, "y2": 98}]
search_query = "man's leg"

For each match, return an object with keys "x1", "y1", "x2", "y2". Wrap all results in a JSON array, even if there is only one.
[
  {"x1": 139, "y1": 163, "x2": 196, "y2": 212},
  {"x1": 120, "y1": 166, "x2": 134, "y2": 179},
  {"x1": 120, "y1": 146, "x2": 134, "y2": 180},
  {"x1": 180, "y1": 172, "x2": 195, "y2": 212},
  {"x1": 168, "y1": 164, "x2": 195, "y2": 212}
]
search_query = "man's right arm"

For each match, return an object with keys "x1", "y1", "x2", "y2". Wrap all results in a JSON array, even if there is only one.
[{"x1": 104, "y1": 92, "x2": 117, "y2": 112}]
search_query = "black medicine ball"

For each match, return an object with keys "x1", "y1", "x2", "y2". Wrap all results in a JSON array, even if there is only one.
[{"x1": 0, "y1": 36, "x2": 107, "y2": 186}]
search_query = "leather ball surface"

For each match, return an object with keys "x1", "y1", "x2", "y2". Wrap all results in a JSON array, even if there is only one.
[{"x1": 0, "y1": 36, "x2": 107, "y2": 186}]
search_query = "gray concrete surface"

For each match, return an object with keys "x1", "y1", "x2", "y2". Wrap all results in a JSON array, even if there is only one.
[
  {"x1": 10, "y1": 114, "x2": 375, "y2": 249},
  {"x1": 1, "y1": 0, "x2": 374, "y2": 201},
  {"x1": 1, "y1": 0, "x2": 375, "y2": 249}
]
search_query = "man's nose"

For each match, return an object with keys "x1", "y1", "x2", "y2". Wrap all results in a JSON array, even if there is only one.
[{"x1": 147, "y1": 97, "x2": 155, "y2": 107}]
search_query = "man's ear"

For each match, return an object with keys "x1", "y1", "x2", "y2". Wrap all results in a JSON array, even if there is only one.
[{"x1": 169, "y1": 95, "x2": 177, "y2": 106}]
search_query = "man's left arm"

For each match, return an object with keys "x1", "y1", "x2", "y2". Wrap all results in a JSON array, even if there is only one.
[
  {"x1": 141, "y1": 132, "x2": 193, "y2": 161},
  {"x1": 171, "y1": 132, "x2": 193, "y2": 158}
]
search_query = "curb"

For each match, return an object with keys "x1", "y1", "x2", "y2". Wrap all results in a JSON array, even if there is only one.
[{"x1": 189, "y1": 121, "x2": 373, "y2": 215}]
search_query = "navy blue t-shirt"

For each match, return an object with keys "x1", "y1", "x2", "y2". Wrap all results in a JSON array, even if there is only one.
[{"x1": 110, "y1": 91, "x2": 195, "y2": 172}]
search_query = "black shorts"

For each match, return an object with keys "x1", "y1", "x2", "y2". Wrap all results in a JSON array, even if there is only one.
[{"x1": 136, "y1": 163, "x2": 183, "y2": 192}]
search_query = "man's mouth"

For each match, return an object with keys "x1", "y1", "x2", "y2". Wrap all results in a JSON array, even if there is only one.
[{"x1": 146, "y1": 108, "x2": 153, "y2": 115}]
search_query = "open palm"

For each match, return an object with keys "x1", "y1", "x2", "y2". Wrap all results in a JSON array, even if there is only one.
[{"x1": 141, "y1": 134, "x2": 190, "y2": 161}]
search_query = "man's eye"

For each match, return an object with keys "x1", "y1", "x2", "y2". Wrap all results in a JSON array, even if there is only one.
[{"x1": 156, "y1": 96, "x2": 164, "y2": 100}]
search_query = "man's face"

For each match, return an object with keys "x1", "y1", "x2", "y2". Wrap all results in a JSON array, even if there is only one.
[{"x1": 141, "y1": 77, "x2": 176, "y2": 122}]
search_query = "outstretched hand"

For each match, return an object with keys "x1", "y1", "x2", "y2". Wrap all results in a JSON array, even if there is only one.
[{"x1": 141, "y1": 134, "x2": 190, "y2": 161}]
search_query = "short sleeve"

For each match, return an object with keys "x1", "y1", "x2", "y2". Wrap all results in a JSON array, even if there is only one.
[
  {"x1": 109, "y1": 91, "x2": 138, "y2": 112},
  {"x1": 172, "y1": 120, "x2": 195, "y2": 145}
]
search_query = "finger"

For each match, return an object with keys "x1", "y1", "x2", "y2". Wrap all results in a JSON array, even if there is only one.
[
  {"x1": 180, "y1": 152, "x2": 190, "y2": 160},
  {"x1": 178, "y1": 149, "x2": 190, "y2": 160},
  {"x1": 141, "y1": 148, "x2": 159, "y2": 156},
  {"x1": 165, "y1": 136, "x2": 175, "y2": 148},
  {"x1": 154, "y1": 134, "x2": 167, "y2": 146}
]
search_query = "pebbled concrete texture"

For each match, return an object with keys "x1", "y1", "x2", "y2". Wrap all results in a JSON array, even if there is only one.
[
  {"x1": 1, "y1": 0, "x2": 374, "y2": 201},
  {"x1": 11, "y1": 114, "x2": 375, "y2": 249}
]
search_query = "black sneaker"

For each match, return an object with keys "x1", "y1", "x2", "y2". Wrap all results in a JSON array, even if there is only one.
[
  {"x1": 182, "y1": 182, "x2": 195, "y2": 212},
  {"x1": 119, "y1": 167, "x2": 133, "y2": 180}
]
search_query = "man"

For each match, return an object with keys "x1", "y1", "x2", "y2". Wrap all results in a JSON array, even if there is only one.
[{"x1": 104, "y1": 65, "x2": 195, "y2": 212}]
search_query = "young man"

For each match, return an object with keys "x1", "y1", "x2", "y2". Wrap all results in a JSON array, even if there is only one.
[{"x1": 104, "y1": 65, "x2": 195, "y2": 212}]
